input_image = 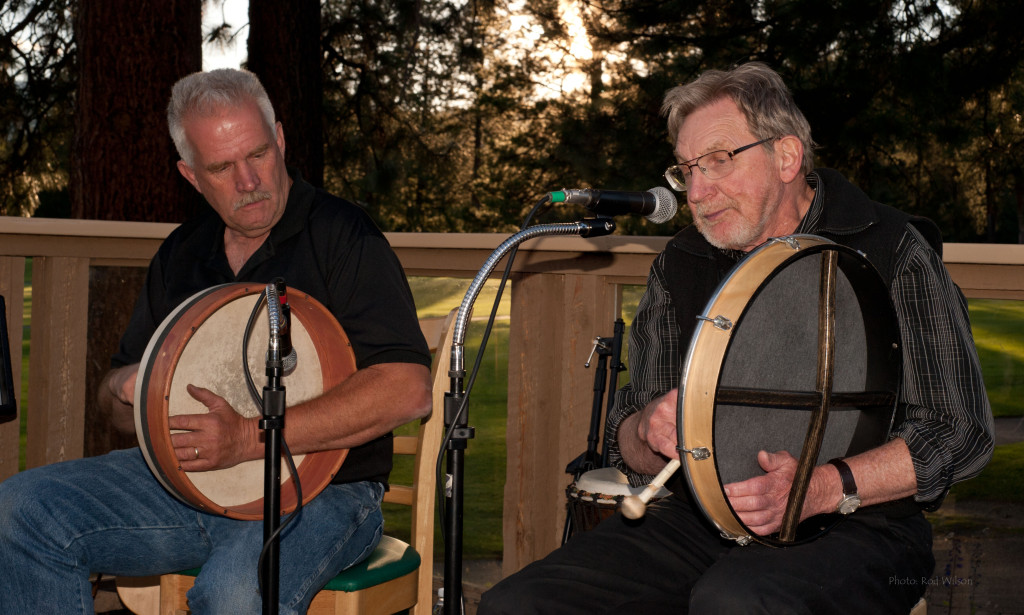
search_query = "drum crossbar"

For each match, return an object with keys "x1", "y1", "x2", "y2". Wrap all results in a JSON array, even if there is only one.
[
  {"x1": 715, "y1": 387, "x2": 896, "y2": 410},
  {"x1": 779, "y1": 249, "x2": 838, "y2": 542}
]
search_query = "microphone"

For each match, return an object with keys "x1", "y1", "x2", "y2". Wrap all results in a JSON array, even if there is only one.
[
  {"x1": 275, "y1": 279, "x2": 296, "y2": 373},
  {"x1": 550, "y1": 186, "x2": 678, "y2": 224},
  {"x1": 266, "y1": 279, "x2": 297, "y2": 373}
]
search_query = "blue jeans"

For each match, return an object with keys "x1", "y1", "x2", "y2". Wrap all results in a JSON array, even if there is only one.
[{"x1": 0, "y1": 447, "x2": 384, "y2": 615}]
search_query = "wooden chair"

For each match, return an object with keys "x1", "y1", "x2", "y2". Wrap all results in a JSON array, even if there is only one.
[{"x1": 116, "y1": 309, "x2": 457, "y2": 615}]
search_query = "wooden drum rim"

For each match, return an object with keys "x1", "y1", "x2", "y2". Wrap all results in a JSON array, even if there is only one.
[
  {"x1": 677, "y1": 235, "x2": 900, "y2": 546},
  {"x1": 134, "y1": 283, "x2": 356, "y2": 520},
  {"x1": 679, "y1": 237, "x2": 832, "y2": 542}
]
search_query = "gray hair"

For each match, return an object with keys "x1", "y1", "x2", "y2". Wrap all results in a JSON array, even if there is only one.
[
  {"x1": 662, "y1": 62, "x2": 815, "y2": 175},
  {"x1": 167, "y1": 68, "x2": 277, "y2": 167}
]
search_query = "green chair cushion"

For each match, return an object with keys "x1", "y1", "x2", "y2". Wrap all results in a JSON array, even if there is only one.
[
  {"x1": 170, "y1": 535, "x2": 420, "y2": 594},
  {"x1": 322, "y1": 536, "x2": 420, "y2": 592}
]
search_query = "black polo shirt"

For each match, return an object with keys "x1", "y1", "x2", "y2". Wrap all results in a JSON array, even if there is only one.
[{"x1": 114, "y1": 175, "x2": 431, "y2": 484}]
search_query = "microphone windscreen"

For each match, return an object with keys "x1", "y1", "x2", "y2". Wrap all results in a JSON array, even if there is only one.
[
  {"x1": 282, "y1": 350, "x2": 297, "y2": 373},
  {"x1": 646, "y1": 186, "x2": 678, "y2": 224}
]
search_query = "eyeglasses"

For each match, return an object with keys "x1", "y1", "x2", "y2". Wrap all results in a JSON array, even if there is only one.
[{"x1": 664, "y1": 137, "x2": 779, "y2": 192}]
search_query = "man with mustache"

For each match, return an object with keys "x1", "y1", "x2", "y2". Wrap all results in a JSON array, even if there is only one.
[
  {"x1": 0, "y1": 69, "x2": 433, "y2": 614},
  {"x1": 480, "y1": 62, "x2": 994, "y2": 614}
]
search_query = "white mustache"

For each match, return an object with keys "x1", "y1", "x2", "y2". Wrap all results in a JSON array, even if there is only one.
[
  {"x1": 693, "y1": 202, "x2": 714, "y2": 220},
  {"x1": 234, "y1": 190, "x2": 272, "y2": 210}
]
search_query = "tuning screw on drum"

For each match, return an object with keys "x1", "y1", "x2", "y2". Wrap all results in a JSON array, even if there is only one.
[
  {"x1": 728, "y1": 533, "x2": 753, "y2": 546},
  {"x1": 696, "y1": 315, "x2": 732, "y2": 330},
  {"x1": 766, "y1": 236, "x2": 801, "y2": 250},
  {"x1": 680, "y1": 446, "x2": 710, "y2": 461}
]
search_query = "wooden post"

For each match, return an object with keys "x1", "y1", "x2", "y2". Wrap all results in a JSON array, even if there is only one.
[
  {"x1": 0, "y1": 257, "x2": 25, "y2": 480},
  {"x1": 25, "y1": 256, "x2": 89, "y2": 468},
  {"x1": 504, "y1": 270, "x2": 618, "y2": 575}
]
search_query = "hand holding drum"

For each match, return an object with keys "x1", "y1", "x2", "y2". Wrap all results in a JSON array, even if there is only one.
[{"x1": 621, "y1": 458, "x2": 680, "y2": 520}]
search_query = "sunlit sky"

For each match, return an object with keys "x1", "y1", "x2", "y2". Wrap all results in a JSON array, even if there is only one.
[
  {"x1": 202, "y1": 0, "x2": 248, "y2": 70},
  {"x1": 203, "y1": 0, "x2": 597, "y2": 96},
  {"x1": 501, "y1": 0, "x2": 595, "y2": 95}
]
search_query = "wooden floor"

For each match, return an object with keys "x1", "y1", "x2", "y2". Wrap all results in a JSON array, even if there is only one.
[{"x1": 924, "y1": 499, "x2": 1024, "y2": 615}]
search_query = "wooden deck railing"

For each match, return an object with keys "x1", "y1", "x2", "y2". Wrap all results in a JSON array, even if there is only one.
[{"x1": 1, "y1": 216, "x2": 1023, "y2": 575}]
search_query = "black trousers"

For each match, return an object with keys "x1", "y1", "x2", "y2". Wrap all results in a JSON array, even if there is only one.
[{"x1": 479, "y1": 496, "x2": 934, "y2": 614}]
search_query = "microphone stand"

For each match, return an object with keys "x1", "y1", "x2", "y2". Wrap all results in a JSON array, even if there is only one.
[
  {"x1": 601, "y1": 318, "x2": 626, "y2": 468},
  {"x1": 260, "y1": 284, "x2": 288, "y2": 615},
  {"x1": 443, "y1": 217, "x2": 615, "y2": 615},
  {"x1": 560, "y1": 317, "x2": 626, "y2": 544},
  {"x1": 561, "y1": 333, "x2": 611, "y2": 545}
]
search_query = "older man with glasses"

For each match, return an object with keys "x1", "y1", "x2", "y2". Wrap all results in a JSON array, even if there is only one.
[{"x1": 479, "y1": 62, "x2": 993, "y2": 614}]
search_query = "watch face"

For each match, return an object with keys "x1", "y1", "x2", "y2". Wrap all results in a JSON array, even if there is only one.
[{"x1": 838, "y1": 495, "x2": 861, "y2": 515}]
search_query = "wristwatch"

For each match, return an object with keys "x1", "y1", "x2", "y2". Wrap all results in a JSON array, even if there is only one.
[{"x1": 828, "y1": 458, "x2": 861, "y2": 515}]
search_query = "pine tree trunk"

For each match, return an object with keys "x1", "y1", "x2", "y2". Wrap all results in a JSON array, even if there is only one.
[
  {"x1": 71, "y1": 0, "x2": 202, "y2": 458},
  {"x1": 71, "y1": 0, "x2": 202, "y2": 223},
  {"x1": 248, "y1": 0, "x2": 324, "y2": 187}
]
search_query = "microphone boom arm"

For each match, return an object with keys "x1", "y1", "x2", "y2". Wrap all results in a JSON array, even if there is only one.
[
  {"x1": 441, "y1": 217, "x2": 614, "y2": 615},
  {"x1": 450, "y1": 218, "x2": 614, "y2": 373}
]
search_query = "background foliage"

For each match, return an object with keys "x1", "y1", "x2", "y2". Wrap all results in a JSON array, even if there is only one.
[{"x1": 2, "y1": 0, "x2": 1023, "y2": 240}]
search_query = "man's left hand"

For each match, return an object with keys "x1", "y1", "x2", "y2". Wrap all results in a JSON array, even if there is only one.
[
  {"x1": 723, "y1": 450, "x2": 798, "y2": 536},
  {"x1": 168, "y1": 384, "x2": 260, "y2": 472}
]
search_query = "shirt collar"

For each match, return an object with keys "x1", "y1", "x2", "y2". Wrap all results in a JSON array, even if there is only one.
[
  {"x1": 199, "y1": 169, "x2": 313, "y2": 277},
  {"x1": 795, "y1": 171, "x2": 823, "y2": 235}
]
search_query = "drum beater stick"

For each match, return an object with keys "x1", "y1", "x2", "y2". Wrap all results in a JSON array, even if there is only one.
[{"x1": 621, "y1": 458, "x2": 679, "y2": 520}]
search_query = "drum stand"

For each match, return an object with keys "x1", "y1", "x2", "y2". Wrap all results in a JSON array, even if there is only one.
[
  {"x1": 561, "y1": 319, "x2": 625, "y2": 545},
  {"x1": 444, "y1": 218, "x2": 615, "y2": 615}
]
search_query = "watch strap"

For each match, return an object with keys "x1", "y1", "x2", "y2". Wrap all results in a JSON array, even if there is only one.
[{"x1": 828, "y1": 457, "x2": 857, "y2": 496}]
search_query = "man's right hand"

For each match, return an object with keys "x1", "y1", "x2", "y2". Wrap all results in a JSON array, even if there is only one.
[
  {"x1": 637, "y1": 389, "x2": 680, "y2": 461},
  {"x1": 100, "y1": 363, "x2": 140, "y2": 435},
  {"x1": 619, "y1": 389, "x2": 680, "y2": 476},
  {"x1": 108, "y1": 364, "x2": 139, "y2": 405}
]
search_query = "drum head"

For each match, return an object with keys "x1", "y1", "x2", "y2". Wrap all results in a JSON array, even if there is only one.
[
  {"x1": 678, "y1": 236, "x2": 901, "y2": 546},
  {"x1": 573, "y1": 467, "x2": 671, "y2": 501},
  {"x1": 135, "y1": 283, "x2": 356, "y2": 520}
]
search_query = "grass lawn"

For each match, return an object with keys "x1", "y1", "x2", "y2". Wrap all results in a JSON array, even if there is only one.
[
  {"x1": 949, "y1": 298, "x2": 1024, "y2": 505},
  {"x1": 968, "y1": 299, "x2": 1024, "y2": 417},
  {"x1": 950, "y1": 296, "x2": 1024, "y2": 503},
  {"x1": 18, "y1": 262, "x2": 30, "y2": 471},
  {"x1": 952, "y1": 439, "x2": 1024, "y2": 503},
  {"x1": 383, "y1": 277, "x2": 510, "y2": 559}
]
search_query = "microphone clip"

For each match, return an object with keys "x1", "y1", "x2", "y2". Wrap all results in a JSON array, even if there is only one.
[{"x1": 577, "y1": 218, "x2": 616, "y2": 237}]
